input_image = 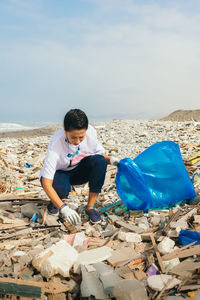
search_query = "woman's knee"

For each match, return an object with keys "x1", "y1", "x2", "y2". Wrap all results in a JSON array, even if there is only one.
[
  {"x1": 53, "y1": 185, "x2": 70, "y2": 199},
  {"x1": 52, "y1": 171, "x2": 71, "y2": 199},
  {"x1": 92, "y1": 154, "x2": 107, "y2": 169}
]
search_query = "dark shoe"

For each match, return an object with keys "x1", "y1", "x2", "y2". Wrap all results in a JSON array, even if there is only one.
[
  {"x1": 86, "y1": 208, "x2": 101, "y2": 224},
  {"x1": 47, "y1": 202, "x2": 59, "y2": 215}
]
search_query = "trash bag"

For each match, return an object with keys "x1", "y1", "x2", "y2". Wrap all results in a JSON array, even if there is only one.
[
  {"x1": 115, "y1": 141, "x2": 195, "y2": 211},
  {"x1": 179, "y1": 230, "x2": 200, "y2": 246}
]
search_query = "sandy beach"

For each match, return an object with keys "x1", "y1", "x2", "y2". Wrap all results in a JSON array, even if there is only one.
[{"x1": 0, "y1": 124, "x2": 62, "y2": 139}]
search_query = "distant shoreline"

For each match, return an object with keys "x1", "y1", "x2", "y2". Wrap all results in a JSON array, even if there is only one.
[
  {"x1": 0, "y1": 125, "x2": 62, "y2": 139},
  {"x1": 1, "y1": 109, "x2": 200, "y2": 139}
]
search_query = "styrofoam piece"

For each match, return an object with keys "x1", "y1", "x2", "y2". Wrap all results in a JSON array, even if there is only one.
[{"x1": 32, "y1": 240, "x2": 78, "y2": 278}]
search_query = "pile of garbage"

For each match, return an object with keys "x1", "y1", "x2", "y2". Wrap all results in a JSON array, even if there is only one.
[
  {"x1": 0, "y1": 120, "x2": 200, "y2": 299},
  {"x1": 0, "y1": 185, "x2": 200, "y2": 299}
]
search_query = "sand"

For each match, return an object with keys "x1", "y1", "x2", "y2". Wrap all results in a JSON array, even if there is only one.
[{"x1": 0, "y1": 124, "x2": 62, "y2": 139}]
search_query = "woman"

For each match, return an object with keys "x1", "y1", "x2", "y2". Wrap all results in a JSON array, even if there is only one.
[{"x1": 40, "y1": 109, "x2": 119, "y2": 225}]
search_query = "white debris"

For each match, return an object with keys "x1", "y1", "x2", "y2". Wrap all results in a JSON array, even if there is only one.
[
  {"x1": 157, "y1": 237, "x2": 175, "y2": 255},
  {"x1": 13, "y1": 251, "x2": 27, "y2": 257},
  {"x1": 163, "y1": 258, "x2": 180, "y2": 272},
  {"x1": 74, "y1": 246, "x2": 113, "y2": 273},
  {"x1": 118, "y1": 232, "x2": 142, "y2": 243},
  {"x1": 32, "y1": 240, "x2": 78, "y2": 278},
  {"x1": 150, "y1": 216, "x2": 161, "y2": 226},
  {"x1": 147, "y1": 274, "x2": 181, "y2": 291},
  {"x1": 84, "y1": 222, "x2": 94, "y2": 235},
  {"x1": 170, "y1": 220, "x2": 188, "y2": 230}
]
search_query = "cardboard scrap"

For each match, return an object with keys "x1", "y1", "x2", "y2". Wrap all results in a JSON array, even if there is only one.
[
  {"x1": 116, "y1": 266, "x2": 135, "y2": 279},
  {"x1": 107, "y1": 247, "x2": 137, "y2": 267}
]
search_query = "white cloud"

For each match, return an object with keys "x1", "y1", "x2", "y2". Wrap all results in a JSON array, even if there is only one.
[{"x1": 1, "y1": 0, "x2": 200, "y2": 121}]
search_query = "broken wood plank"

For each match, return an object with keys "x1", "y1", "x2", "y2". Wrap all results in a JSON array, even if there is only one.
[
  {"x1": 133, "y1": 270, "x2": 147, "y2": 281},
  {"x1": 107, "y1": 247, "x2": 137, "y2": 267},
  {"x1": 116, "y1": 266, "x2": 135, "y2": 279},
  {"x1": 178, "y1": 208, "x2": 197, "y2": 222},
  {"x1": 87, "y1": 237, "x2": 105, "y2": 248},
  {"x1": 107, "y1": 214, "x2": 119, "y2": 223},
  {"x1": 58, "y1": 218, "x2": 78, "y2": 234},
  {"x1": 0, "y1": 192, "x2": 39, "y2": 201},
  {"x1": 0, "y1": 198, "x2": 48, "y2": 205},
  {"x1": 179, "y1": 284, "x2": 200, "y2": 291},
  {"x1": 170, "y1": 259, "x2": 200, "y2": 278},
  {"x1": 162, "y1": 241, "x2": 196, "y2": 261},
  {"x1": 0, "y1": 219, "x2": 29, "y2": 230},
  {"x1": 0, "y1": 239, "x2": 33, "y2": 249},
  {"x1": 149, "y1": 233, "x2": 165, "y2": 273},
  {"x1": 146, "y1": 252, "x2": 155, "y2": 267},
  {"x1": 115, "y1": 220, "x2": 143, "y2": 234},
  {"x1": 162, "y1": 244, "x2": 200, "y2": 260},
  {"x1": 142, "y1": 227, "x2": 159, "y2": 234},
  {"x1": 103, "y1": 229, "x2": 120, "y2": 247},
  {"x1": 0, "y1": 227, "x2": 55, "y2": 241},
  {"x1": 0, "y1": 228, "x2": 33, "y2": 241},
  {"x1": 162, "y1": 209, "x2": 181, "y2": 235}
]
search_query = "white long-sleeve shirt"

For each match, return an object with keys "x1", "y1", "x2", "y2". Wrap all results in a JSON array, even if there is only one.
[{"x1": 40, "y1": 125, "x2": 105, "y2": 179}]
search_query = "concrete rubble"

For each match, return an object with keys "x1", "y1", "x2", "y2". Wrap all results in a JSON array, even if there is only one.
[
  {"x1": 147, "y1": 274, "x2": 181, "y2": 291},
  {"x1": 80, "y1": 264, "x2": 108, "y2": 299},
  {"x1": 73, "y1": 246, "x2": 113, "y2": 273},
  {"x1": 0, "y1": 119, "x2": 200, "y2": 299},
  {"x1": 113, "y1": 278, "x2": 149, "y2": 300}
]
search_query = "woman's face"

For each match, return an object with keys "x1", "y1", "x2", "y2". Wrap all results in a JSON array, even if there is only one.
[{"x1": 65, "y1": 128, "x2": 86, "y2": 145}]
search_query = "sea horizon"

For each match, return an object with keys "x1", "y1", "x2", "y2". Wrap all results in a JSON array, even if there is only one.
[
  {"x1": 0, "y1": 111, "x2": 165, "y2": 133},
  {"x1": 0, "y1": 121, "x2": 58, "y2": 133}
]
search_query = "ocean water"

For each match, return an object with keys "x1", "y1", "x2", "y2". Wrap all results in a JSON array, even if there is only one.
[{"x1": 0, "y1": 122, "x2": 55, "y2": 133}]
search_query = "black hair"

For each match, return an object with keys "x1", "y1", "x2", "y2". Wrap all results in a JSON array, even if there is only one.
[{"x1": 64, "y1": 109, "x2": 88, "y2": 131}]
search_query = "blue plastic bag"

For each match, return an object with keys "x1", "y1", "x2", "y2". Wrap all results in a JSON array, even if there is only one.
[
  {"x1": 115, "y1": 141, "x2": 195, "y2": 211},
  {"x1": 179, "y1": 230, "x2": 200, "y2": 246}
]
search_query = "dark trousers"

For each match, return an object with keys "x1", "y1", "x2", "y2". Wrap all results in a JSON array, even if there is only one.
[{"x1": 47, "y1": 154, "x2": 107, "y2": 199}]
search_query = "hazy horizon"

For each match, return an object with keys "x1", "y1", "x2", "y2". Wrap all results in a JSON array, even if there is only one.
[{"x1": 0, "y1": 110, "x2": 166, "y2": 124}]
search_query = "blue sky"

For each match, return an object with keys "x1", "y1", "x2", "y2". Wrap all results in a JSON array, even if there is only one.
[{"x1": 1, "y1": 0, "x2": 200, "y2": 122}]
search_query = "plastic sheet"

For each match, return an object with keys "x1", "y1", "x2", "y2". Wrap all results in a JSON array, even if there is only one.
[
  {"x1": 115, "y1": 141, "x2": 195, "y2": 211},
  {"x1": 179, "y1": 230, "x2": 200, "y2": 246}
]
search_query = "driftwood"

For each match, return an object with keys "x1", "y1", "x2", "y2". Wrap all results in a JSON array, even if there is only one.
[
  {"x1": 162, "y1": 244, "x2": 200, "y2": 260},
  {"x1": 0, "y1": 226, "x2": 59, "y2": 241},
  {"x1": 150, "y1": 233, "x2": 165, "y2": 273},
  {"x1": 0, "y1": 192, "x2": 39, "y2": 201},
  {"x1": 178, "y1": 208, "x2": 197, "y2": 222},
  {"x1": 162, "y1": 209, "x2": 181, "y2": 235},
  {"x1": 0, "y1": 238, "x2": 33, "y2": 249}
]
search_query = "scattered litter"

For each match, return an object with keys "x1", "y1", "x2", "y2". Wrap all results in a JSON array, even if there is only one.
[
  {"x1": 32, "y1": 240, "x2": 78, "y2": 278},
  {"x1": 0, "y1": 120, "x2": 200, "y2": 299}
]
